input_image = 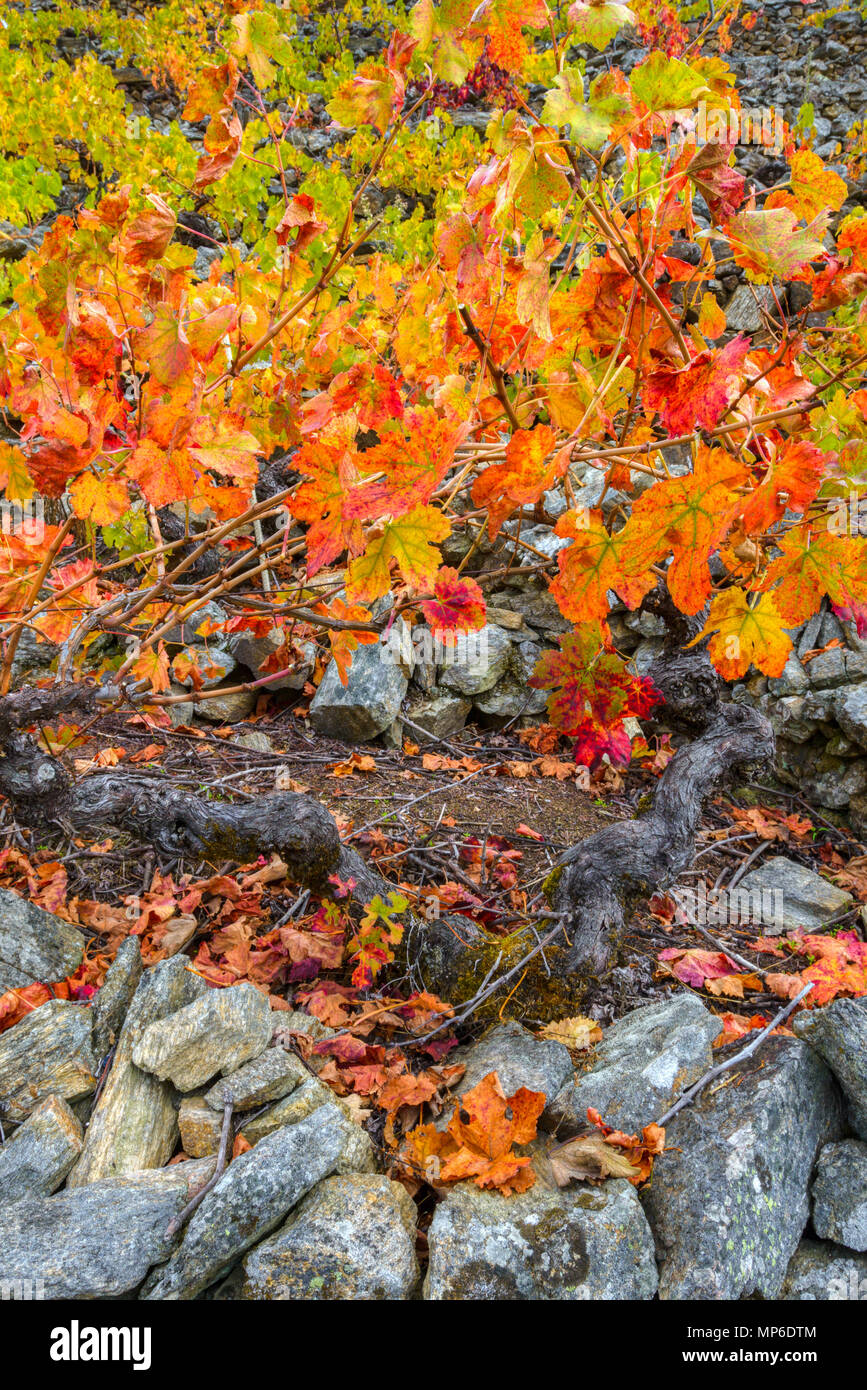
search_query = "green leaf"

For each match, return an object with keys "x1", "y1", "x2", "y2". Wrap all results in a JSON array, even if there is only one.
[{"x1": 630, "y1": 51, "x2": 711, "y2": 112}]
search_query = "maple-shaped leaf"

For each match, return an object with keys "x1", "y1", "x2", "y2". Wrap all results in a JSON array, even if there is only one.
[
  {"x1": 550, "y1": 510, "x2": 655, "y2": 624},
  {"x1": 328, "y1": 364, "x2": 404, "y2": 431},
  {"x1": 738, "y1": 439, "x2": 829, "y2": 535},
  {"x1": 726, "y1": 208, "x2": 829, "y2": 285},
  {"x1": 619, "y1": 445, "x2": 748, "y2": 615},
  {"x1": 131, "y1": 642, "x2": 171, "y2": 695},
  {"x1": 345, "y1": 506, "x2": 451, "y2": 604},
  {"x1": 630, "y1": 52, "x2": 711, "y2": 112},
  {"x1": 0, "y1": 443, "x2": 35, "y2": 502},
  {"x1": 348, "y1": 891, "x2": 407, "y2": 988},
  {"x1": 765, "y1": 148, "x2": 848, "y2": 223},
  {"x1": 538, "y1": 1015, "x2": 603, "y2": 1050},
  {"x1": 68, "y1": 470, "x2": 131, "y2": 526},
  {"x1": 402, "y1": 1071, "x2": 544, "y2": 1195},
  {"x1": 136, "y1": 305, "x2": 193, "y2": 385},
  {"x1": 409, "y1": 0, "x2": 473, "y2": 84},
  {"x1": 515, "y1": 229, "x2": 552, "y2": 340},
  {"x1": 341, "y1": 408, "x2": 462, "y2": 519},
  {"x1": 322, "y1": 597, "x2": 379, "y2": 687},
  {"x1": 472, "y1": 425, "x2": 561, "y2": 538},
  {"x1": 572, "y1": 721, "x2": 632, "y2": 769},
  {"x1": 540, "y1": 67, "x2": 631, "y2": 148},
  {"x1": 195, "y1": 110, "x2": 243, "y2": 190},
  {"x1": 231, "y1": 11, "x2": 295, "y2": 87},
  {"x1": 186, "y1": 301, "x2": 238, "y2": 364},
  {"x1": 643, "y1": 336, "x2": 751, "y2": 435},
  {"x1": 691, "y1": 588, "x2": 792, "y2": 680},
  {"x1": 292, "y1": 437, "x2": 368, "y2": 576},
  {"x1": 420, "y1": 568, "x2": 486, "y2": 632},
  {"x1": 328, "y1": 63, "x2": 402, "y2": 133},
  {"x1": 122, "y1": 194, "x2": 177, "y2": 266},
  {"x1": 697, "y1": 291, "x2": 726, "y2": 341},
  {"x1": 126, "y1": 439, "x2": 197, "y2": 509},
  {"x1": 183, "y1": 58, "x2": 239, "y2": 122},
  {"x1": 275, "y1": 194, "x2": 328, "y2": 255},
  {"x1": 567, "y1": 0, "x2": 635, "y2": 51},
  {"x1": 761, "y1": 525, "x2": 867, "y2": 626},
  {"x1": 529, "y1": 622, "x2": 661, "y2": 740},
  {"x1": 686, "y1": 141, "x2": 745, "y2": 220}
]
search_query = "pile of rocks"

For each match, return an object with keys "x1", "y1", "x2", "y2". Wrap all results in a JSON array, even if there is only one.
[{"x1": 1, "y1": 887, "x2": 865, "y2": 1299}]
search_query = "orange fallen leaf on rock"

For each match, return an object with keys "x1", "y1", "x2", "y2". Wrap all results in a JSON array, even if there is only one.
[
  {"x1": 538, "y1": 1015, "x2": 603, "y2": 1050},
  {"x1": 401, "y1": 1071, "x2": 546, "y2": 1196},
  {"x1": 548, "y1": 1109, "x2": 665, "y2": 1187}
]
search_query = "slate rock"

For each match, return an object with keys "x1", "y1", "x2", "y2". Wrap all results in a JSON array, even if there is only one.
[
  {"x1": 438, "y1": 624, "x2": 513, "y2": 696},
  {"x1": 733, "y1": 855, "x2": 852, "y2": 935},
  {"x1": 812, "y1": 1140, "x2": 867, "y2": 1251},
  {"x1": 836, "y1": 682, "x2": 867, "y2": 749},
  {"x1": 196, "y1": 689, "x2": 255, "y2": 724},
  {"x1": 239, "y1": 1174, "x2": 420, "y2": 1300},
  {"x1": 178, "y1": 1097, "x2": 224, "y2": 1157},
  {"x1": 642, "y1": 1037, "x2": 844, "y2": 1299},
  {"x1": 0, "y1": 1164, "x2": 214, "y2": 1299},
  {"x1": 141, "y1": 1103, "x2": 370, "y2": 1300},
  {"x1": 548, "y1": 994, "x2": 719, "y2": 1135},
  {"x1": 239, "y1": 1076, "x2": 341, "y2": 1145},
  {"x1": 0, "y1": 1000, "x2": 96, "y2": 1123},
  {"x1": 203, "y1": 1047, "x2": 308, "y2": 1111},
  {"x1": 90, "y1": 936, "x2": 142, "y2": 1058},
  {"x1": 793, "y1": 996, "x2": 867, "y2": 1139},
  {"x1": 0, "y1": 1096, "x2": 83, "y2": 1201},
  {"x1": 230, "y1": 628, "x2": 314, "y2": 692},
  {"x1": 405, "y1": 690, "x2": 472, "y2": 740},
  {"x1": 132, "y1": 982, "x2": 272, "y2": 1091},
  {"x1": 309, "y1": 637, "x2": 408, "y2": 741},
  {"x1": 425, "y1": 1164, "x2": 658, "y2": 1300},
  {"x1": 69, "y1": 955, "x2": 207, "y2": 1187},
  {"x1": 0, "y1": 887, "x2": 85, "y2": 994},
  {"x1": 781, "y1": 1238, "x2": 867, "y2": 1300}
]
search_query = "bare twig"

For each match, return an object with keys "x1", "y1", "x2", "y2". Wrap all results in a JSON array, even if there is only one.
[
  {"x1": 655, "y1": 982, "x2": 814, "y2": 1127},
  {"x1": 165, "y1": 1101, "x2": 234, "y2": 1238}
]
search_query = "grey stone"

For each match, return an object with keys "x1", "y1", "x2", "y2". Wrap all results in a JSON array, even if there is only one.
[
  {"x1": 91, "y1": 936, "x2": 142, "y2": 1057},
  {"x1": 0, "y1": 1096, "x2": 83, "y2": 1201},
  {"x1": 405, "y1": 689, "x2": 472, "y2": 740},
  {"x1": 781, "y1": 1238, "x2": 867, "y2": 1300},
  {"x1": 196, "y1": 689, "x2": 256, "y2": 724},
  {"x1": 836, "y1": 683, "x2": 867, "y2": 748},
  {"x1": 725, "y1": 282, "x2": 777, "y2": 332},
  {"x1": 548, "y1": 994, "x2": 720, "y2": 1135},
  {"x1": 0, "y1": 887, "x2": 85, "y2": 994},
  {"x1": 234, "y1": 730, "x2": 275, "y2": 753},
  {"x1": 140, "y1": 1103, "x2": 370, "y2": 1299},
  {"x1": 734, "y1": 855, "x2": 852, "y2": 934},
  {"x1": 239, "y1": 1076, "x2": 337, "y2": 1145},
  {"x1": 166, "y1": 681, "x2": 195, "y2": 727},
  {"x1": 807, "y1": 649, "x2": 867, "y2": 689},
  {"x1": 438, "y1": 624, "x2": 514, "y2": 695},
  {"x1": 425, "y1": 1164, "x2": 658, "y2": 1300},
  {"x1": 203, "y1": 1048, "x2": 308, "y2": 1111},
  {"x1": 500, "y1": 523, "x2": 570, "y2": 562},
  {"x1": 812, "y1": 1140, "x2": 867, "y2": 1251},
  {"x1": 132, "y1": 982, "x2": 273, "y2": 1090},
  {"x1": 447, "y1": 1021, "x2": 573, "y2": 1119},
  {"x1": 69, "y1": 955, "x2": 208, "y2": 1186},
  {"x1": 0, "y1": 1000, "x2": 96, "y2": 1123},
  {"x1": 473, "y1": 674, "x2": 548, "y2": 720},
  {"x1": 509, "y1": 591, "x2": 570, "y2": 634},
  {"x1": 768, "y1": 653, "x2": 809, "y2": 697},
  {"x1": 794, "y1": 997, "x2": 867, "y2": 1139},
  {"x1": 239, "y1": 1174, "x2": 420, "y2": 1300},
  {"x1": 162, "y1": 601, "x2": 227, "y2": 647},
  {"x1": 178, "y1": 1096, "x2": 223, "y2": 1157},
  {"x1": 0, "y1": 1163, "x2": 214, "y2": 1299},
  {"x1": 309, "y1": 637, "x2": 407, "y2": 741},
  {"x1": 642, "y1": 1038, "x2": 844, "y2": 1299},
  {"x1": 230, "y1": 627, "x2": 314, "y2": 691}
]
